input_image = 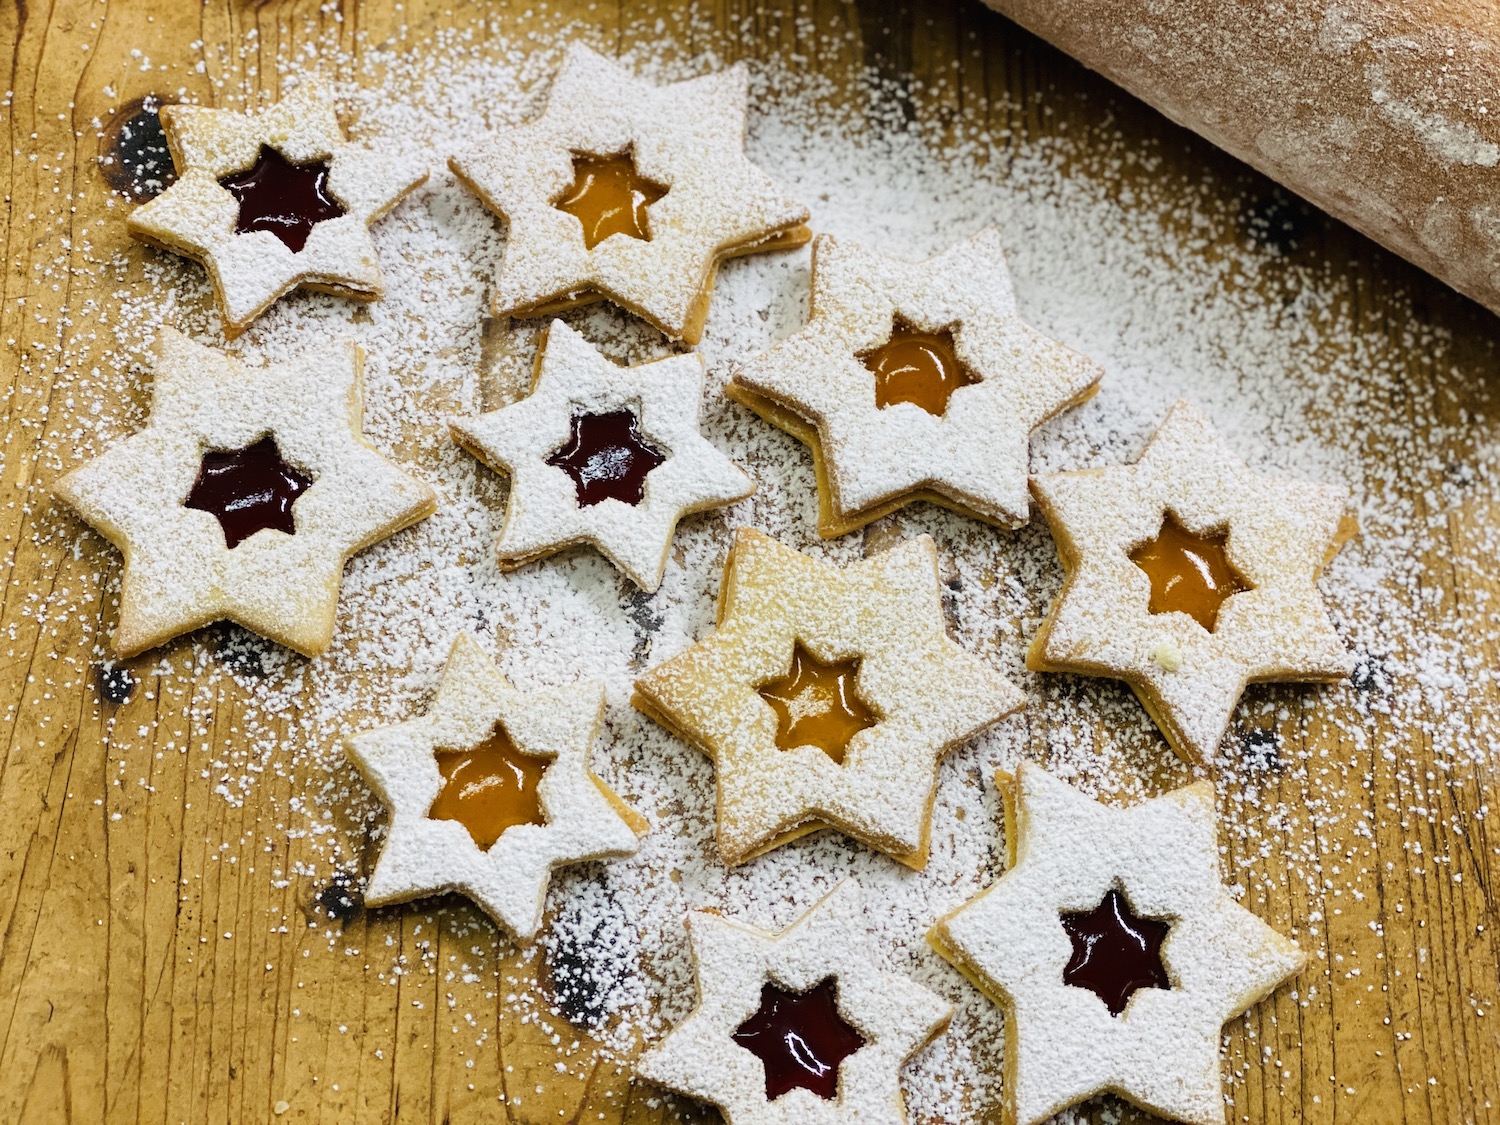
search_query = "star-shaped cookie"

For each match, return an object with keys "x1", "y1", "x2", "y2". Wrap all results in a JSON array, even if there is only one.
[
  {"x1": 451, "y1": 320, "x2": 754, "y2": 591},
  {"x1": 53, "y1": 328, "x2": 436, "y2": 657},
  {"x1": 929, "y1": 764, "x2": 1305, "y2": 1125},
  {"x1": 346, "y1": 633, "x2": 647, "y2": 940},
  {"x1": 450, "y1": 43, "x2": 810, "y2": 344},
  {"x1": 127, "y1": 81, "x2": 427, "y2": 337},
  {"x1": 632, "y1": 528, "x2": 1023, "y2": 868},
  {"x1": 638, "y1": 880, "x2": 951, "y2": 1124},
  {"x1": 1028, "y1": 400, "x2": 1355, "y2": 763},
  {"x1": 729, "y1": 230, "x2": 1102, "y2": 538}
]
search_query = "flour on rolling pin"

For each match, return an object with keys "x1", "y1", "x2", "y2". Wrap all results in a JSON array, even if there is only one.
[{"x1": 983, "y1": 0, "x2": 1500, "y2": 316}]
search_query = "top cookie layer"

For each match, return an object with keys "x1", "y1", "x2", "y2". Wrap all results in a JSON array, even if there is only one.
[
  {"x1": 128, "y1": 81, "x2": 427, "y2": 337},
  {"x1": 451, "y1": 43, "x2": 810, "y2": 343}
]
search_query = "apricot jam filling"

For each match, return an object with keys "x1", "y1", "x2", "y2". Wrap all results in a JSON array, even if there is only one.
[
  {"x1": 428, "y1": 724, "x2": 548, "y2": 850},
  {"x1": 758, "y1": 643, "x2": 876, "y2": 764}
]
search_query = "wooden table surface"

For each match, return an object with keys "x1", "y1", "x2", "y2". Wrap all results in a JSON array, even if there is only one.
[{"x1": 2, "y1": 1, "x2": 1498, "y2": 1123}]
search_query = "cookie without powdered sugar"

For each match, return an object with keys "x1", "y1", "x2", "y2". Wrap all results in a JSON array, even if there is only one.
[
  {"x1": 346, "y1": 633, "x2": 646, "y2": 941},
  {"x1": 929, "y1": 763, "x2": 1305, "y2": 1125},
  {"x1": 127, "y1": 81, "x2": 427, "y2": 337},
  {"x1": 730, "y1": 229, "x2": 1102, "y2": 537},
  {"x1": 52, "y1": 328, "x2": 436, "y2": 658},
  {"x1": 1028, "y1": 400, "x2": 1356, "y2": 763},
  {"x1": 451, "y1": 319, "x2": 754, "y2": 591},
  {"x1": 637, "y1": 879, "x2": 951, "y2": 1124},
  {"x1": 450, "y1": 43, "x2": 810, "y2": 344},
  {"x1": 632, "y1": 528, "x2": 1023, "y2": 868}
]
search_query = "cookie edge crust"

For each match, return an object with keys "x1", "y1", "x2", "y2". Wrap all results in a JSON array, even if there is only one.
[{"x1": 727, "y1": 378, "x2": 1100, "y2": 538}]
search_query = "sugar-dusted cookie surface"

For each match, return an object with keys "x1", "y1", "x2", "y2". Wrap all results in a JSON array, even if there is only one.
[
  {"x1": 52, "y1": 328, "x2": 436, "y2": 657},
  {"x1": 637, "y1": 880, "x2": 951, "y2": 1124},
  {"x1": 730, "y1": 229, "x2": 1102, "y2": 537},
  {"x1": 632, "y1": 528, "x2": 1023, "y2": 868},
  {"x1": 1029, "y1": 399, "x2": 1356, "y2": 763},
  {"x1": 452, "y1": 319, "x2": 753, "y2": 591},
  {"x1": 929, "y1": 763, "x2": 1305, "y2": 1125},
  {"x1": 127, "y1": 82, "x2": 427, "y2": 337},
  {"x1": 346, "y1": 633, "x2": 646, "y2": 941},
  {"x1": 450, "y1": 43, "x2": 810, "y2": 344}
]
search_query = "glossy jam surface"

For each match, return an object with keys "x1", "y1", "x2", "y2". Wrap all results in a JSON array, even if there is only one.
[
  {"x1": 1129, "y1": 513, "x2": 1249, "y2": 632},
  {"x1": 546, "y1": 409, "x2": 666, "y2": 507},
  {"x1": 731, "y1": 977, "x2": 866, "y2": 1101},
  {"x1": 1060, "y1": 888, "x2": 1172, "y2": 1016},
  {"x1": 184, "y1": 435, "x2": 312, "y2": 549},
  {"x1": 428, "y1": 724, "x2": 548, "y2": 851},
  {"x1": 860, "y1": 320, "x2": 977, "y2": 416},
  {"x1": 758, "y1": 643, "x2": 876, "y2": 764},
  {"x1": 553, "y1": 151, "x2": 667, "y2": 250},
  {"x1": 219, "y1": 145, "x2": 346, "y2": 253}
]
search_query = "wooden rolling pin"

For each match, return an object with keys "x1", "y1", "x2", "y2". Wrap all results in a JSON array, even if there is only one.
[{"x1": 983, "y1": 0, "x2": 1500, "y2": 317}]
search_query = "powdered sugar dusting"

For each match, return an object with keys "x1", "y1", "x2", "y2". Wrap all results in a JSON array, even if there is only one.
[{"x1": 15, "y1": 9, "x2": 1497, "y2": 1122}]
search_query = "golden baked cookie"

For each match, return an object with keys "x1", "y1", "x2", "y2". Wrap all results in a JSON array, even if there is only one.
[
  {"x1": 633, "y1": 528, "x2": 1023, "y2": 868},
  {"x1": 1029, "y1": 400, "x2": 1356, "y2": 763},
  {"x1": 347, "y1": 633, "x2": 646, "y2": 940},
  {"x1": 638, "y1": 880, "x2": 951, "y2": 1124},
  {"x1": 450, "y1": 43, "x2": 810, "y2": 344},
  {"x1": 730, "y1": 229, "x2": 1102, "y2": 537},
  {"x1": 127, "y1": 81, "x2": 427, "y2": 337},
  {"x1": 929, "y1": 763, "x2": 1305, "y2": 1125},
  {"x1": 452, "y1": 320, "x2": 754, "y2": 591},
  {"x1": 53, "y1": 328, "x2": 436, "y2": 657}
]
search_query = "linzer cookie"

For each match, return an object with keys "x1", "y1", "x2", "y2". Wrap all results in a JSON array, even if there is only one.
[
  {"x1": 637, "y1": 880, "x2": 951, "y2": 1123},
  {"x1": 929, "y1": 763, "x2": 1305, "y2": 1125},
  {"x1": 632, "y1": 528, "x2": 1023, "y2": 868},
  {"x1": 346, "y1": 633, "x2": 646, "y2": 940},
  {"x1": 1028, "y1": 400, "x2": 1355, "y2": 762},
  {"x1": 53, "y1": 329, "x2": 436, "y2": 657},
  {"x1": 451, "y1": 320, "x2": 754, "y2": 591},
  {"x1": 449, "y1": 43, "x2": 810, "y2": 344},
  {"x1": 127, "y1": 81, "x2": 427, "y2": 337},
  {"x1": 729, "y1": 230, "x2": 1102, "y2": 537}
]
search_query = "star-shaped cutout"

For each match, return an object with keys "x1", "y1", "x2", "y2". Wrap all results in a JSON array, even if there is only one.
[
  {"x1": 1059, "y1": 888, "x2": 1172, "y2": 1016},
  {"x1": 1028, "y1": 400, "x2": 1356, "y2": 762},
  {"x1": 757, "y1": 644, "x2": 877, "y2": 765},
  {"x1": 731, "y1": 977, "x2": 868, "y2": 1101},
  {"x1": 218, "y1": 144, "x2": 347, "y2": 252},
  {"x1": 127, "y1": 81, "x2": 427, "y2": 337},
  {"x1": 632, "y1": 528, "x2": 1023, "y2": 867},
  {"x1": 451, "y1": 320, "x2": 754, "y2": 591},
  {"x1": 544, "y1": 408, "x2": 667, "y2": 507},
  {"x1": 1129, "y1": 512, "x2": 1250, "y2": 633},
  {"x1": 52, "y1": 328, "x2": 436, "y2": 658},
  {"x1": 637, "y1": 880, "x2": 951, "y2": 1123},
  {"x1": 450, "y1": 43, "x2": 810, "y2": 344},
  {"x1": 183, "y1": 433, "x2": 312, "y2": 548},
  {"x1": 729, "y1": 230, "x2": 1103, "y2": 537},
  {"x1": 346, "y1": 633, "x2": 646, "y2": 940},
  {"x1": 929, "y1": 764, "x2": 1305, "y2": 1125},
  {"x1": 553, "y1": 149, "x2": 668, "y2": 249}
]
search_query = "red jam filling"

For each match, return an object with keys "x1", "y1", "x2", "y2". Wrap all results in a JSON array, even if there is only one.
[
  {"x1": 184, "y1": 434, "x2": 312, "y2": 549},
  {"x1": 1060, "y1": 888, "x2": 1172, "y2": 1016},
  {"x1": 546, "y1": 409, "x2": 666, "y2": 508},
  {"x1": 219, "y1": 145, "x2": 346, "y2": 253},
  {"x1": 731, "y1": 977, "x2": 866, "y2": 1101}
]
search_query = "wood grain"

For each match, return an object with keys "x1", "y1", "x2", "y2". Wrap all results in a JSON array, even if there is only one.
[{"x1": 0, "y1": 1, "x2": 1496, "y2": 1123}]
